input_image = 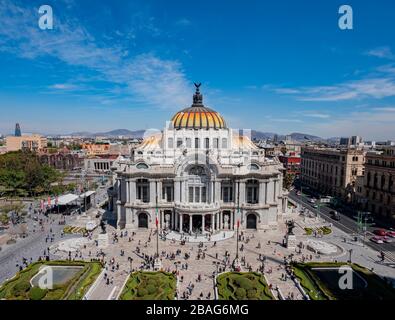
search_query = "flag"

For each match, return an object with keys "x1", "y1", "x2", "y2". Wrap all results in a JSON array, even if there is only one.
[
  {"x1": 237, "y1": 219, "x2": 240, "y2": 229},
  {"x1": 155, "y1": 208, "x2": 159, "y2": 227}
]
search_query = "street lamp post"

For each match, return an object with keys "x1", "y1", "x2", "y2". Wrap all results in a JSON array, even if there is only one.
[{"x1": 348, "y1": 249, "x2": 353, "y2": 263}]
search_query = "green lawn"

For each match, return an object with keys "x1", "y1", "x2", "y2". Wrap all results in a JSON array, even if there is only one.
[
  {"x1": 0, "y1": 260, "x2": 102, "y2": 300},
  {"x1": 119, "y1": 271, "x2": 177, "y2": 300},
  {"x1": 292, "y1": 262, "x2": 395, "y2": 300},
  {"x1": 217, "y1": 272, "x2": 274, "y2": 300}
]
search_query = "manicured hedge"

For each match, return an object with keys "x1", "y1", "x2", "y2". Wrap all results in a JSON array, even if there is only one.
[
  {"x1": 120, "y1": 271, "x2": 176, "y2": 300},
  {"x1": 217, "y1": 272, "x2": 274, "y2": 300}
]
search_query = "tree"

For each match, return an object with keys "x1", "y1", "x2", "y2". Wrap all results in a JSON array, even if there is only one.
[
  {"x1": 283, "y1": 173, "x2": 295, "y2": 190},
  {"x1": 0, "y1": 151, "x2": 63, "y2": 197}
]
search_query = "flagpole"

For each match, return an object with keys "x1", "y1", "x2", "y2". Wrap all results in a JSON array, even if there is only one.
[{"x1": 155, "y1": 182, "x2": 159, "y2": 260}]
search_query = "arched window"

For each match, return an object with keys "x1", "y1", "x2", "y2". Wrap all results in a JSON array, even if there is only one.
[
  {"x1": 222, "y1": 138, "x2": 227, "y2": 149},
  {"x1": 248, "y1": 163, "x2": 260, "y2": 171},
  {"x1": 195, "y1": 138, "x2": 200, "y2": 149},
  {"x1": 205, "y1": 138, "x2": 210, "y2": 149},
  {"x1": 186, "y1": 138, "x2": 191, "y2": 148},
  {"x1": 213, "y1": 138, "x2": 219, "y2": 148},
  {"x1": 168, "y1": 137, "x2": 173, "y2": 148},
  {"x1": 136, "y1": 163, "x2": 149, "y2": 169}
]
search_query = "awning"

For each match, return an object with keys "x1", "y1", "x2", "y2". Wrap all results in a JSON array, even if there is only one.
[
  {"x1": 79, "y1": 190, "x2": 96, "y2": 198},
  {"x1": 56, "y1": 194, "x2": 79, "y2": 205}
]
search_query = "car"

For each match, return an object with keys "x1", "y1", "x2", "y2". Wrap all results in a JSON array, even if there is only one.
[
  {"x1": 309, "y1": 199, "x2": 316, "y2": 204},
  {"x1": 370, "y1": 236, "x2": 384, "y2": 244},
  {"x1": 373, "y1": 229, "x2": 387, "y2": 236},
  {"x1": 386, "y1": 231, "x2": 395, "y2": 238},
  {"x1": 383, "y1": 237, "x2": 393, "y2": 243},
  {"x1": 312, "y1": 204, "x2": 319, "y2": 209},
  {"x1": 330, "y1": 211, "x2": 341, "y2": 221},
  {"x1": 296, "y1": 192, "x2": 301, "y2": 196}
]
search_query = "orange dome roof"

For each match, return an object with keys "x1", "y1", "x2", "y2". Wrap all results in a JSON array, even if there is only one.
[{"x1": 171, "y1": 83, "x2": 227, "y2": 130}]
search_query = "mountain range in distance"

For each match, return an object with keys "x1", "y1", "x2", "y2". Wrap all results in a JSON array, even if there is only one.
[{"x1": 68, "y1": 129, "x2": 324, "y2": 142}]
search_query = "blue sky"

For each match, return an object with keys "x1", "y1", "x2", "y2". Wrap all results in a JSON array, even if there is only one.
[{"x1": 0, "y1": 0, "x2": 395, "y2": 140}]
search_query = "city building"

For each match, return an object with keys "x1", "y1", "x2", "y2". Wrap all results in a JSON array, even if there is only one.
[
  {"x1": 14, "y1": 123, "x2": 21, "y2": 137},
  {"x1": 82, "y1": 142, "x2": 111, "y2": 155},
  {"x1": 300, "y1": 147, "x2": 365, "y2": 200},
  {"x1": 85, "y1": 155, "x2": 120, "y2": 173},
  {"x1": 278, "y1": 153, "x2": 301, "y2": 176},
  {"x1": 39, "y1": 149, "x2": 83, "y2": 170},
  {"x1": 6, "y1": 134, "x2": 48, "y2": 152},
  {"x1": 358, "y1": 147, "x2": 395, "y2": 221},
  {"x1": 111, "y1": 85, "x2": 289, "y2": 232}
]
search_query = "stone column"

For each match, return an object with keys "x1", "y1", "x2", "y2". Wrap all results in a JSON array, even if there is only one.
[
  {"x1": 239, "y1": 181, "x2": 246, "y2": 204},
  {"x1": 220, "y1": 211, "x2": 223, "y2": 230},
  {"x1": 126, "y1": 180, "x2": 130, "y2": 203},
  {"x1": 161, "y1": 210, "x2": 164, "y2": 229},
  {"x1": 179, "y1": 214, "x2": 183, "y2": 232},
  {"x1": 259, "y1": 181, "x2": 265, "y2": 205},
  {"x1": 202, "y1": 215, "x2": 205, "y2": 233},
  {"x1": 149, "y1": 180, "x2": 156, "y2": 204},
  {"x1": 215, "y1": 181, "x2": 221, "y2": 203},
  {"x1": 117, "y1": 179, "x2": 121, "y2": 201},
  {"x1": 189, "y1": 215, "x2": 193, "y2": 233},
  {"x1": 158, "y1": 181, "x2": 163, "y2": 202},
  {"x1": 273, "y1": 180, "x2": 277, "y2": 202},
  {"x1": 171, "y1": 210, "x2": 175, "y2": 229},
  {"x1": 216, "y1": 212, "x2": 219, "y2": 231},
  {"x1": 230, "y1": 211, "x2": 234, "y2": 230},
  {"x1": 264, "y1": 182, "x2": 268, "y2": 204},
  {"x1": 174, "y1": 179, "x2": 180, "y2": 203}
]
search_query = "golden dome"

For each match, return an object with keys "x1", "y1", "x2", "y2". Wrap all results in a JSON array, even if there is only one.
[{"x1": 171, "y1": 83, "x2": 227, "y2": 130}]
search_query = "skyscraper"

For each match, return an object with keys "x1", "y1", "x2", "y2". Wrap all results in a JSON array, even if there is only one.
[{"x1": 15, "y1": 123, "x2": 21, "y2": 137}]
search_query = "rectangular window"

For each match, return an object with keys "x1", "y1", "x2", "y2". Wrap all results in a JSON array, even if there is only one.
[
  {"x1": 205, "y1": 138, "x2": 209, "y2": 149},
  {"x1": 195, "y1": 138, "x2": 199, "y2": 149},
  {"x1": 189, "y1": 187, "x2": 194, "y2": 203},
  {"x1": 168, "y1": 138, "x2": 173, "y2": 148},
  {"x1": 201, "y1": 187, "x2": 206, "y2": 202},
  {"x1": 213, "y1": 138, "x2": 219, "y2": 148},
  {"x1": 186, "y1": 138, "x2": 191, "y2": 148},
  {"x1": 177, "y1": 138, "x2": 183, "y2": 148},
  {"x1": 195, "y1": 187, "x2": 200, "y2": 202}
]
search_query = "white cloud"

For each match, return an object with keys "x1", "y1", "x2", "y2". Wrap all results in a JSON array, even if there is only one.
[
  {"x1": 366, "y1": 46, "x2": 395, "y2": 60},
  {"x1": 0, "y1": 0, "x2": 191, "y2": 109},
  {"x1": 269, "y1": 78, "x2": 395, "y2": 102},
  {"x1": 304, "y1": 113, "x2": 330, "y2": 119},
  {"x1": 309, "y1": 109, "x2": 395, "y2": 140}
]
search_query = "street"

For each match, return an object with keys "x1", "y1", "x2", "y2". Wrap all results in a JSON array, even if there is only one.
[{"x1": 289, "y1": 189, "x2": 395, "y2": 263}]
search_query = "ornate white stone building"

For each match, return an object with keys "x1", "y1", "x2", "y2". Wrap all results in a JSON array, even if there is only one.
[{"x1": 111, "y1": 84, "x2": 288, "y2": 233}]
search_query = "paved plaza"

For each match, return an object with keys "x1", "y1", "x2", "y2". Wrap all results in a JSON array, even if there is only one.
[
  {"x1": 51, "y1": 211, "x2": 395, "y2": 300},
  {"x1": 1, "y1": 207, "x2": 395, "y2": 300}
]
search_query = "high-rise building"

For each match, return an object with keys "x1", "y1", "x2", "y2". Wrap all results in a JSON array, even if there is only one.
[{"x1": 14, "y1": 123, "x2": 21, "y2": 137}]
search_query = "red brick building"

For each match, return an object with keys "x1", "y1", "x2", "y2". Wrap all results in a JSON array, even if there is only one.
[{"x1": 279, "y1": 153, "x2": 301, "y2": 176}]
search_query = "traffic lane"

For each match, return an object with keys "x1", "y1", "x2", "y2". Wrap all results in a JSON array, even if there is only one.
[
  {"x1": 291, "y1": 191, "x2": 392, "y2": 235},
  {"x1": 289, "y1": 194, "x2": 395, "y2": 254}
]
